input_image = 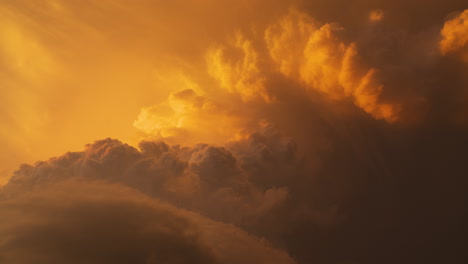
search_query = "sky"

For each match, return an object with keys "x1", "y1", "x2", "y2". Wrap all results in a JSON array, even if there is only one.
[{"x1": 0, "y1": 0, "x2": 468, "y2": 263}]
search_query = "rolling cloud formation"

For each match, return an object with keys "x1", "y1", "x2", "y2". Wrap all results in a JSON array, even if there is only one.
[{"x1": 1, "y1": 1, "x2": 468, "y2": 263}]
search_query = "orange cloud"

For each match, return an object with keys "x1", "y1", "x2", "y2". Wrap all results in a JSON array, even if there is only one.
[
  {"x1": 134, "y1": 9, "x2": 405, "y2": 148},
  {"x1": 134, "y1": 85, "x2": 261, "y2": 146},
  {"x1": 2, "y1": 2, "x2": 468, "y2": 264},
  {"x1": 440, "y1": 9, "x2": 468, "y2": 60},
  {"x1": 369, "y1": 9, "x2": 385, "y2": 22},
  {"x1": 0, "y1": 180, "x2": 295, "y2": 264},
  {"x1": 265, "y1": 10, "x2": 399, "y2": 122},
  {"x1": 206, "y1": 32, "x2": 269, "y2": 102}
]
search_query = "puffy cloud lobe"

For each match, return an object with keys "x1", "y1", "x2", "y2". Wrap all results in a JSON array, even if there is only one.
[
  {"x1": 440, "y1": 9, "x2": 468, "y2": 60},
  {"x1": 265, "y1": 10, "x2": 399, "y2": 122},
  {"x1": 206, "y1": 33, "x2": 269, "y2": 101},
  {"x1": 133, "y1": 88, "x2": 211, "y2": 140},
  {"x1": 0, "y1": 181, "x2": 295, "y2": 264},
  {"x1": 133, "y1": 88, "x2": 260, "y2": 146}
]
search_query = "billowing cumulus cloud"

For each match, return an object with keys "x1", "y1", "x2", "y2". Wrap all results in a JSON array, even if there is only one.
[
  {"x1": 1, "y1": 138, "x2": 290, "y2": 226},
  {"x1": 135, "y1": 9, "x2": 407, "y2": 149},
  {"x1": 2, "y1": 1, "x2": 468, "y2": 264}
]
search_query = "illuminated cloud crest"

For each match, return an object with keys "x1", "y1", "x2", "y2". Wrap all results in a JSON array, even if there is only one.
[
  {"x1": 207, "y1": 33, "x2": 269, "y2": 102},
  {"x1": 138, "y1": 9, "x2": 401, "y2": 144},
  {"x1": 265, "y1": 10, "x2": 399, "y2": 122},
  {"x1": 440, "y1": 9, "x2": 468, "y2": 61},
  {"x1": 133, "y1": 88, "x2": 258, "y2": 145}
]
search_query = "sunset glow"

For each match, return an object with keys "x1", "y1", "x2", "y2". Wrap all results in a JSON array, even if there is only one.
[{"x1": 1, "y1": 1, "x2": 467, "y2": 263}]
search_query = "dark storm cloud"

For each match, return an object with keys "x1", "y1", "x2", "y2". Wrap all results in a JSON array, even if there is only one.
[
  {"x1": 0, "y1": 182, "x2": 218, "y2": 264},
  {"x1": 0, "y1": 181, "x2": 295, "y2": 264},
  {"x1": 3, "y1": 119, "x2": 467, "y2": 264}
]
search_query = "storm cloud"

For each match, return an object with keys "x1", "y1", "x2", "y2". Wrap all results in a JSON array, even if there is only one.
[{"x1": 1, "y1": 1, "x2": 468, "y2": 264}]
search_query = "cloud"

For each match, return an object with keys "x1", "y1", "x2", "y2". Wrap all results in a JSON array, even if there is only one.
[
  {"x1": 138, "y1": 8, "x2": 401, "y2": 140},
  {"x1": 1, "y1": 138, "x2": 290, "y2": 227},
  {"x1": 206, "y1": 32, "x2": 269, "y2": 102},
  {"x1": 4, "y1": 119, "x2": 468, "y2": 263},
  {"x1": 369, "y1": 9, "x2": 384, "y2": 22},
  {"x1": 0, "y1": 181, "x2": 295, "y2": 264},
  {"x1": 2, "y1": 1, "x2": 468, "y2": 264},
  {"x1": 440, "y1": 9, "x2": 468, "y2": 61},
  {"x1": 133, "y1": 88, "x2": 258, "y2": 146},
  {"x1": 5, "y1": 102, "x2": 468, "y2": 263},
  {"x1": 265, "y1": 9, "x2": 399, "y2": 122}
]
